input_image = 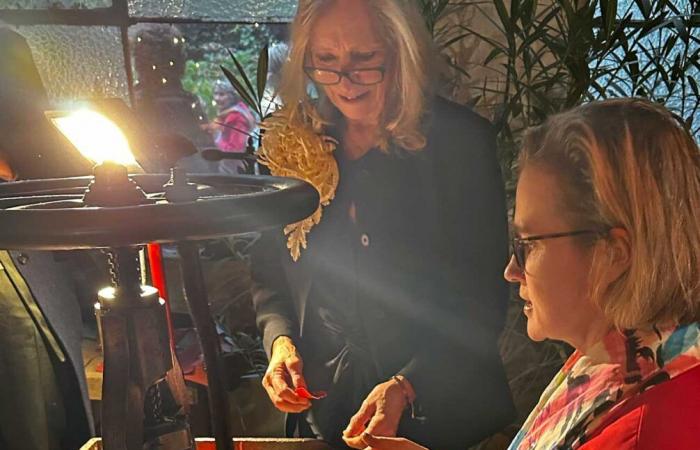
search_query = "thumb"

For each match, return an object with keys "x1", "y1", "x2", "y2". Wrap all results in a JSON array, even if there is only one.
[
  {"x1": 362, "y1": 433, "x2": 398, "y2": 450},
  {"x1": 362, "y1": 433, "x2": 380, "y2": 447}
]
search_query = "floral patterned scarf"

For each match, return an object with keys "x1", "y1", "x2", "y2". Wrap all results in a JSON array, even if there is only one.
[{"x1": 508, "y1": 322, "x2": 700, "y2": 450}]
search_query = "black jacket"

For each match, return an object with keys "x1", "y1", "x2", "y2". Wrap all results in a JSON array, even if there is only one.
[
  {"x1": 0, "y1": 250, "x2": 93, "y2": 450},
  {"x1": 252, "y1": 97, "x2": 515, "y2": 449}
]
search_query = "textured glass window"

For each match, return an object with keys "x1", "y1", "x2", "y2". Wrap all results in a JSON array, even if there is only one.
[
  {"x1": 590, "y1": 0, "x2": 700, "y2": 135},
  {"x1": 615, "y1": 0, "x2": 695, "y2": 18},
  {"x1": 0, "y1": 0, "x2": 110, "y2": 9},
  {"x1": 127, "y1": 0, "x2": 297, "y2": 22},
  {"x1": 16, "y1": 25, "x2": 129, "y2": 103}
]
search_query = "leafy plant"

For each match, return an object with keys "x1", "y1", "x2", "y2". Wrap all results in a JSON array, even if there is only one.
[
  {"x1": 180, "y1": 23, "x2": 282, "y2": 120},
  {"x1": 220, "y1": 45, "x2": 269, "y2": 120},
  {"x1": 418, "y1": 0, "x2": 452, "y2": 37},
  {"x1": 456, "y1": 0, "x2": 700, "y2": 194}
]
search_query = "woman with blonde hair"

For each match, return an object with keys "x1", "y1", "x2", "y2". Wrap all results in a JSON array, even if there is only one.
[
  {"x1": 251, "y1": 0, "x2": 514, "y2": 448},
  {"x1": 361, "y1": 98, "x2": 700, "y2": 449}
]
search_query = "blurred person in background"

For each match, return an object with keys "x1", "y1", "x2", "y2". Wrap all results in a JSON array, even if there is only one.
[
  {"x1": 261, "y1": 41, "x2": 289, "y2": 117},
  {"x1": 130, "y1": 23, "x2": 218, "y2": 173},
  {"x1": 210, "y1": 79, "x2": 257, "y2": 174}
]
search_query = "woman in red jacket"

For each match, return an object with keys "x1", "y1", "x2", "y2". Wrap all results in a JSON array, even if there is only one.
[{"x1": 359, "y1": 98, "x2": 700, "y2": 450}]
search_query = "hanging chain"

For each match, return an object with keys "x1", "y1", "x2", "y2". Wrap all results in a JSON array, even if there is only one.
[
  {"x1": 102, "y1": 249, "x2": 119, "y2": 287},
  {"x1": 101, "y1": 247, "x2": 142, "y2": 290},
  {"x1": 145, "y1": 383, "x2": 164, "y2": 425}
]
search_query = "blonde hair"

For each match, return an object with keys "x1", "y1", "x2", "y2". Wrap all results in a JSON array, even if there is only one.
[
  {"x1": 520, "y1": 98, "x2": 700, "y2": 329},
  {"x1": 279, "y1": 0, "x2": 434, "y2": 150}
]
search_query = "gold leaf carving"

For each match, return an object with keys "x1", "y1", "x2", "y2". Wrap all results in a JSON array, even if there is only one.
[{"x1": 258, "y1": 112, "x2": 339, "y2": 261}]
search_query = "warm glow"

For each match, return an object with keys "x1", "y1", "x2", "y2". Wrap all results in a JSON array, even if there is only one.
[{"x1": 51, "y1": 109, "x2": 137, "y2": 166}]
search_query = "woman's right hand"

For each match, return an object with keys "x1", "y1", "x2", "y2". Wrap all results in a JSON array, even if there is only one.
[{"x1": 262, "y1": 336, "x2": 312, "y2": 413}]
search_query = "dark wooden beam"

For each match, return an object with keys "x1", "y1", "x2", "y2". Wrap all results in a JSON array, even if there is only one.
[
  {"x1": 0, "y1": 8, "x2": 291, "y2": 27},
  {"x1": 0, "y1": 8, "x2": 130, "y2": 27}
]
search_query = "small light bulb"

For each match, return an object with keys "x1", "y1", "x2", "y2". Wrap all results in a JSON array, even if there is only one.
[
  {"x1": 162, "y1": 77, "x2": 167, "y2": 84},
  {"x1": 169, "y1": 60, "x2": 174, "y2": 66},
  {"x1": 173, "y1": 37, "x2": 179, "y2": 44},
  {"x1": 137, "y1": 36, "x2": 142, "y2": 42},
  {"x1": 191, "y1": 102, "x2": 196, "y2": 109},
  {"x1": 152, "y1": 64, "x2": 157, "y2": 70}
]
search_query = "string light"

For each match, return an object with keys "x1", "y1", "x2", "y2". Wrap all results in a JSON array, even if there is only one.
[{"x1": 161, "y1": 77, "x2": 168, "y2": 84}]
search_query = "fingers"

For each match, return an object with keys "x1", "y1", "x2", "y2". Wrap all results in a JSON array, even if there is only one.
[
  {"x1": 343, "y1": 399, "x2": 378, "y2": 448},
  {"x1": 344, "y1": 399, "x2": 376, "y2": 438},
  {"x1": 261, "y1": 360, "x2": 310, "y2": 413},
  {"x1": 262, "y1": 378, "x2": 310, "y2": 412},
  {"x1": 344, "y1": 411, "x2": 391, "y2": 449},
  {"x1": 361, "y1": 433, "x2": 386, "y2": 449},
  {"x1": 342, "y1": 434, "x2": 367, "y2": 449},
  {"x1": 364, "y1": 411, "x2": 391, "y2": 436}
]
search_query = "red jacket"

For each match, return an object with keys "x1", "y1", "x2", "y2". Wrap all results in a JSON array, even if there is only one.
[
  {"x1": 581, "y1": 364, "x2": 700, "y2": 450},
  {"x1": 215, "y1": 102, "x2": 256, "y2": 153}
]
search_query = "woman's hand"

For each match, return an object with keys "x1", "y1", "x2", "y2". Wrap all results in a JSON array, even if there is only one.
[
  {"x1": 342, "y1": 377, "x2": 412, "y2": 449},
  {"x1": 261, "y1": 336, "x2": 311, "y2": 413},
  {"x1": 360, "y1": 433, "x2": 429, "y2": 450}
]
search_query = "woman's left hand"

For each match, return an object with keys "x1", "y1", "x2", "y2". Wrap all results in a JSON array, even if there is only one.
[
  {"x1": 342, "y1": 378, "x2": 409, "y2": 449},
  {"x1": 359, "y1": 433, "x2": 429, "y2": 450}
]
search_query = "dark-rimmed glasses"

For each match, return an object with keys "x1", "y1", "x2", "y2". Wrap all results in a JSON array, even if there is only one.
[
  {"x1": 304, "y1": 66, "x2": 385, "y2": 86},
  {"x1": 511, "y1": 229, "x2": 607, "y2": 271}
]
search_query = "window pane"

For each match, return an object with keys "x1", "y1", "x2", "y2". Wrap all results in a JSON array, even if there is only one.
[
  {"x1": 16, "y1": 25, "x2": 129, "y2": 103},
  {"x1": 127, "y1": 0, "x2": 297, "y2": 22},
  {"x1": 591, "y1": 25, "x2": 700, "y2": 135},
  {"x1": 0, "y1": 0, "x2": 110, "y2": 9},
  {"x1": 615, "y1": 0, "x2": 696, "y2": 18},
  {"x1": 126, "y1": 22, "x2": 284, "y2": 172}
]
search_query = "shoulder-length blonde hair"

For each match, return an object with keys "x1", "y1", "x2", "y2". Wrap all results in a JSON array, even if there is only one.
[
  {"x1": 279, "y1": 0, "x2": 435, "y2": 151},
  {"x1": 520, "y1": 98, "x2": 700, "y2": 329}
]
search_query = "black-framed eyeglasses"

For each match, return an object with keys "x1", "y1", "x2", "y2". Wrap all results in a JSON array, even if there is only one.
[
  {"x1": 304, "y1": 66, "x2": 385, "y2": 86},
  {"x1": 511, "y1": 229, "x2": 608, "y2": 271}
]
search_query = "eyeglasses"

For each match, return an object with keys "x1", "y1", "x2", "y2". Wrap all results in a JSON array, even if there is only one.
[
  {"x1": 511, "y1": 229, "x2": 607, "y2": 271},
  {"x1": 304, "y1": 66, "x2": 385, "y2": 86}
]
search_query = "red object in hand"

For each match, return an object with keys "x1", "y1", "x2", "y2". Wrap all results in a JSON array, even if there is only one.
[{"x1": 295, "y1": 387, "x2": 327, "y2": 400}]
